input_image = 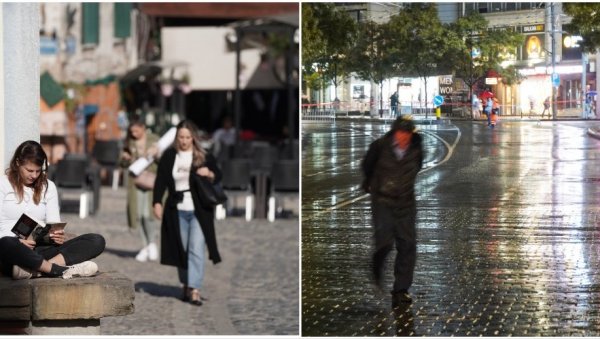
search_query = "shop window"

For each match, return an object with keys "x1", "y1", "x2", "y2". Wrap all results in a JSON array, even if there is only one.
[
  {"x1": 114, "y1": 3, "x2": 132, "y2": 39},
  {"x1": 491, "y1": 3, "x2": 502, "y2": 12},
  {"x1": 506, "y1": 3, "x2": 517, "y2": 11},
  {"x1": 82, "y1": 3, "x2": 99, "y2": 45}
]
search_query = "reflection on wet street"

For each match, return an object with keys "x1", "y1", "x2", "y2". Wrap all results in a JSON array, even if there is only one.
[{"x1": 302, "y1": 120, "x2": 600, "y2": 336}]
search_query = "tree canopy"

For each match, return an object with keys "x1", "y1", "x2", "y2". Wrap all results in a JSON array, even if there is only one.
[{"x1": 563, "y1": 3, "x2": 600, "y2": 53}]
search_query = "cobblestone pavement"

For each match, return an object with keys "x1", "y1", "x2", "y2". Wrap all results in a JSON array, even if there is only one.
[
  {"x1": 60, "y1": 186, "x2": 299, "y2": 335},
  {"x1": 302, "y1": 119, "x2": 600, "y2": 336}
]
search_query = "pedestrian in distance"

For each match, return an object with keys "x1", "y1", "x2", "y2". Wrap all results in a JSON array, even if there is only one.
[
  {"x1": 485, "y1": 97, "x2": 493, "y2": 127},
  {"x1": 390, "y1": 91, "x2": 399, "y2": 118},
  {"x1": 361, "y1": 117, "x2": 424, "y2": 307},
  {"x1": 211, "y1": 115, "x2": 236, "y2": 160},
  {"x1": 0, "y1": 140, "x2": 105, "y2": 280},
  {"x1": 472, "y1": 94, "x2": 481, "y2": 120},
  {"x1": 541, "y1": 97, "x2": 551, "y2": 119},
  {"x1": 152, "y1": 120, "x2": 223, "y2": 306},
  {"x1": 120, "y1": 118, "x2": 160, "y2": 262}
]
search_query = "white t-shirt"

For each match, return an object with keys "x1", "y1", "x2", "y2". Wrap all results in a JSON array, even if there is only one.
[
  {"x1": 0, "y1": 175, "x2": 60, "y2": 239},
  {"x1": 173, "y1": 150, "x2": 195, "y2": 211}
]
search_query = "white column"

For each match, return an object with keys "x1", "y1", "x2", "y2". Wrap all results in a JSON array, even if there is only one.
[{"x1": 1, "y1": 3, "x2": 39, "y2": 168}]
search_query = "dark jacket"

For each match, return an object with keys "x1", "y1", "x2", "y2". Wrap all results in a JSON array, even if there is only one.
[
  {"x1": 362, "y1": 131, "x2": 423, "y2": 207},
  {"x1": 153, "y1": 147, "x2": 223, "y2": 267}
]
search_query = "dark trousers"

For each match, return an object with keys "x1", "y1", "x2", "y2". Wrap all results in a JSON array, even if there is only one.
[
  {"x1": 0, "y1": 234, "x2": 105, "y2": 276},
  {"x1": 371, "y1": 201, "x2": 417, "y2": 293}
]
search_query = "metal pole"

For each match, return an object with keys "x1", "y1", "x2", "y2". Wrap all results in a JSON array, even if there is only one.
[
  {"x1": 286, "y1": 27, "x2": 295, "y2": 157},
  {"x1": 234, "y1": 28, "x2": 242, "y2": 145},
  {"x1": 582, "y1": 53, "x2": 587, "y2": 119},
  {"x1": 551, "y1": 2, "x2": 557, "y2": 119}
]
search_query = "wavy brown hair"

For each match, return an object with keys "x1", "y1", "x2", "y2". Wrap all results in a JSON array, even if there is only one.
[
  {"x1": 5, "y1": 140, "x2": 49, "y2": 204},
  {"x1": 175, "y1": 120, "x2": 206, "y2": 167}
]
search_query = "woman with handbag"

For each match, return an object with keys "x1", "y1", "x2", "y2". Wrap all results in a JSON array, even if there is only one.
[
  {"x1": 120, "y1": 118, "x2": 160, "y2": 262},
  {"x1": 152, "y1": 120, "x2": 222, "y2": 306}
]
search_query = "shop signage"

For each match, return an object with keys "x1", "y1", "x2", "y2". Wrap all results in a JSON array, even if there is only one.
[
  {"x1": 562, "y1": 35, "x2": 583, "y2": 60},
  {"x1": 439, "y1": 76, "x2": 453, "y2": 95}
]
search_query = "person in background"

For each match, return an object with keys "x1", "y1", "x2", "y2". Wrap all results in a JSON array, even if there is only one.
[
  {"x1": 153, "y1": 120, "x2": 223, "y2": 306},
  {"x1": 361, "y1": 117, "x2": 423, "y2": 307},
  {"x1": 211, "y1": 116, "x2": 236, "y2": 159},
  {"x1": 390, "y1": 91, "x2": 399, "y2": 118},
  {"x1": 0, "y1": 140, "x2": 105, "y2": 279},
  {"x1": 541, "y1": 97, "x2": 551, "y2": 119},
  {"x1": 485, "y1": 97, "x2": 493, "y2": 127},
  {"x1": 120, "y1": 118, "x2": 160, "y2": 262},
  {"x1": 472, "y1": 94, "x2": 481, "y2": 120}
]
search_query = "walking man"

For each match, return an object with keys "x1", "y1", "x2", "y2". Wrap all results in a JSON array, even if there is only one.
[
  {"x1": 541, "y1": 97, "x2": 550, "y2": 119},
  {"x1": 361, "y1": 117, "x2": 423, "y2": 307},
  {"x1": 390, "y1": 91, "x2": 399, "y2": 118}
]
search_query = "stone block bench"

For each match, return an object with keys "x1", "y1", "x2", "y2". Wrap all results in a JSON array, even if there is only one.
[{"x1": 0, "y1": 271, "x2": 134, "y2": 335}]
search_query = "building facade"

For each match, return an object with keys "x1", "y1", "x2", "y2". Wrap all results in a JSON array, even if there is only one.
[{"x1": 322, "y1": 2, "x2": 594, "y2": 118}]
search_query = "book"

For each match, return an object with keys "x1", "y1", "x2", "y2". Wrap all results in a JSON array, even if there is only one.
[{"x1": 11, "y1": 213, "x2": 67, "y2": 243}]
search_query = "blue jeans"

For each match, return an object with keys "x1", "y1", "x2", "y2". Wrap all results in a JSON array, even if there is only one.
[{"x1": 177, "y1": 210, "x2": 206, "y2": 289}]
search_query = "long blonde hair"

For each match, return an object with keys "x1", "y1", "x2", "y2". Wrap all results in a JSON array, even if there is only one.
[
  {"x1": 5, "y1": 140, "x2": 48, "y2": 204},
  {"x1": 175, "y1": 120, "x2": 206, "y2": 167}
]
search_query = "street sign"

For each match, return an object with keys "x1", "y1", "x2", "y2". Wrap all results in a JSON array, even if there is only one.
[
  {"x1": 433, "y1": 95, "x2": 444, "y2": 108},
  {"x1": 551, "y1": 73, "x2": 560, "y2": 87}
]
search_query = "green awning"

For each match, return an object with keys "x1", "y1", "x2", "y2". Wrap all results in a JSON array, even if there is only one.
[{"x1": 40, "y1": 71, "x2": 65, "y2": 108}]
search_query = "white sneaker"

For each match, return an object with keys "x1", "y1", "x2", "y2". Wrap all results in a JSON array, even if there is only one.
[
  {"x1": 135, "y1": 246, "x2": 149, "y2": 262},
  {"x1": 62, "y1": 261, "x2": 98, "y2": 279},
  {"x1": 12, "y1": 265, "x2": 33, "y2": 280},
  {"x1": 147, "y1": 243, "x2": 159, "y2": 261}
]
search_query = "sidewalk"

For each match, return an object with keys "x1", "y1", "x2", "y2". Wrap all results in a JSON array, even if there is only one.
[{"x1": 60, "y1": 186, "x2": 299, "y2": 335}]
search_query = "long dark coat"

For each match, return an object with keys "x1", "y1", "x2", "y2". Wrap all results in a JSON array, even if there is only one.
[{"x1": 152, "y1": 147, "x2": 222, "y2": 268}]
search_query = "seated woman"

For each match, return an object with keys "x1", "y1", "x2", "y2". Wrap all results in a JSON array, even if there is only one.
[{"x1": 0, "y1": 140, "x2": 105, "y2": 279}]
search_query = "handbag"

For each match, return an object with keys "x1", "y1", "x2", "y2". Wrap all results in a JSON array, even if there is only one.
[
  {"x1": 192, "y1": 174, "x2": 228, "y2": 208},
  {"x1": 134, "y1": 170, "x2": 156, "y2": 191}
]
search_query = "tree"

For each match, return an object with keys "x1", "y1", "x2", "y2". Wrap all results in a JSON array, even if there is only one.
[
  {"x1": 301, "y1": 3, "x2": 356, "y2": 104},
  {"x1": 444, "y1": 12, "x2": 524, "y2": 118},
  {"x1": 388, "y1": 3, "x2": 454, "y2": 118},
  {"x1": 347, "y1": 19, "x2": 396, "y2": 115},
  {"x1": 563, "y1": 3, "x2": 600, "y2": 53}
]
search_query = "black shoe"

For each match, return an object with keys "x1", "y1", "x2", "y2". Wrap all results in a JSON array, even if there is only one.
[
  {"x1": 189, "y1": 289, "x2": 203, "y2": 306},
  {"x1": 392, "y1": 290, "x2": 413, "y2": 306}
]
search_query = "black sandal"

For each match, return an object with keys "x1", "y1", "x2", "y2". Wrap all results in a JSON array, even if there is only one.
[{"x1": 189, "y1": 288, "x2": 203, "y2": 306}]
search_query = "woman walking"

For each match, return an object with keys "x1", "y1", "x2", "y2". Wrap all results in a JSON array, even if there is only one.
[
  {"x1": 120, "y1": 118, "x2": 160, "y2": 262},
  {"x1": 152, "y1": 120, "x2": 222, "y2": 306}
]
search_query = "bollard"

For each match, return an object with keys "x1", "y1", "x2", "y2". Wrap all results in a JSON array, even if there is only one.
[
  {"x1": 436, "y1": 107, "x2": 441, "y2": 120},
  {"x1": 245, "y1": 196, "x2": 254, "y2": 221}
]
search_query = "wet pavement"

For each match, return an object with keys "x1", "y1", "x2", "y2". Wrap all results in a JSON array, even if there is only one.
[
  {"x1": 302, "y1": 119, "x2": 600, "y2": 336},
  {"x1": 59, "y1": 186, "x2": 299, "y2": 335}
]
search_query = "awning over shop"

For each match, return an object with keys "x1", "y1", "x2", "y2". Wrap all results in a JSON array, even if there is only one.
[{"x1": 40, "y1": 71, "x2": 65, "y2": 108}]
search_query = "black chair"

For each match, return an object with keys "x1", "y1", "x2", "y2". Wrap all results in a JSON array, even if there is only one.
[
  {"x1": 92, "y1": 140, "x2": 121, "y2": 188},
  {"x1": 51, "y1": 154, "x2": 101, "y2": 217},
  {"x1": 278, "y1": 139, "x2": 299, "y2": 160},
  {"x1": 267, "y1": 159, "x2": 299, "y2": 222},
  {"x1": 219, "y1": 158, "x2": 253, "y2": 221}
]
